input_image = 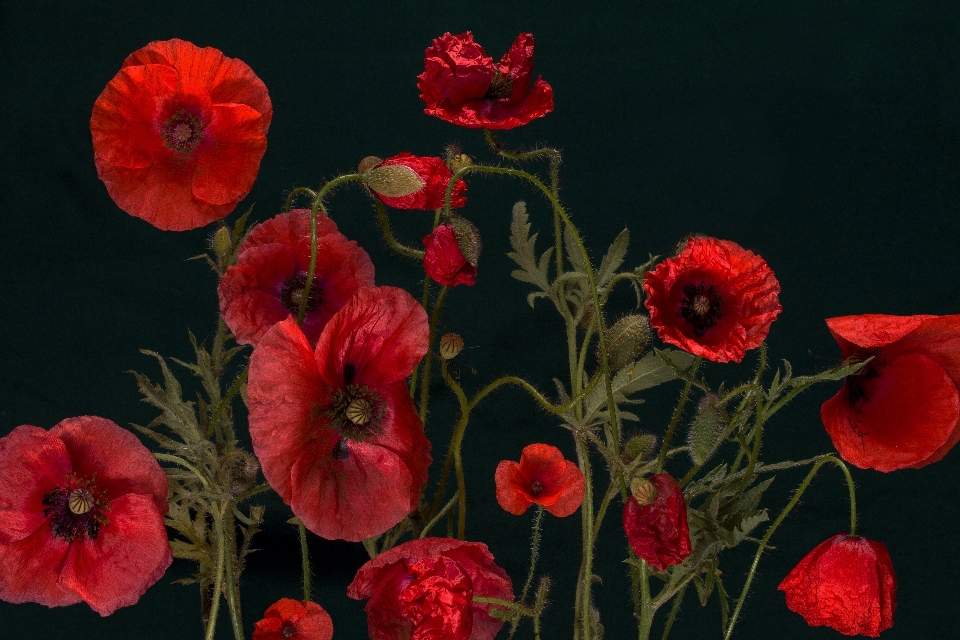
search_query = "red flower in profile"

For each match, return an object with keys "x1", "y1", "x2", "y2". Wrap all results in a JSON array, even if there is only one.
[
  {"x1": 622, "y1": 473, "x2": 691, "y2": 572},
  {"x1": 643, "y1": 236, "x2": 781, "y2": 363},
  {"x1": 422, "y1": 218, "x2": 480, "y2": 287},
  {"x1": 779, "y1": 534, "x2": 896, "y2": 637},
  {"x1": 363, "y1": 152, "x2": 467, "y2": 210},
  {"x1": 253, "y1": 598, "x2": 334, "y2": 640},
  {"x1": 0, "y1": 417, "x2": 172, "y2": 615},
  {"x1": 495, "y1": 443, "x2": 584, "y2": 517},
  {"x1": 418, "y1": 32, "x2": 554, "y2": 129},
  {"x1": 820, "y1": 314, "x2": 960, "y2": 471},
  {"x1": 347, "y1": 537, "x2": 514, "y2": 640},
  {"x1": 218, "y1": 209, "x2": 375, "y2": 347},
  {"x1": 91, "y1": 39, "x2": 272, "y2": 230},
  {"x1": 248, "y1": 286, "x2": 431, "y2": 541}
]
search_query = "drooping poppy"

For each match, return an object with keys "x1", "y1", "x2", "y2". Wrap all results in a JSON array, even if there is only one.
[
  {"x1": 643, "y1": 236, "x2": 781, "y2": 363},
  {"x1": 362, "y1": 152, "x2": 467, "y2": 210},
  {"x1": 91, "y1": 38, "x2": 272, "y2": 230},
  {"x1": 0, "y1": 417, "x2": 172, "y2": 615},
  {"x1": 347, "y1": 537, "x2": 514, "y2": 640},
  {"x1": 218, "y1": 209, "x2": 375, "y2": 347},
  {"x1": 820, "y1": 314, "x2": 960, "y2": 471},
  {"x1": 622, "y1": 473, "x2": 691, "y2": 572},
  {"x1": 779, "y1": 534, "x2": 896, "y2": 637},
  {"x1": 418, "y1": 32, "x2": 554, "y2": 129},
  {"x1": 247, "y1": 286, "x2": 431, "y2": 542},
  {"x1": 422, "y1": 218, "x2": 480, "y2": 287},
  {"x1": 495, "y1": 443, "x2": 584, "y2": 517},
  {"x1": 252, "y1": 598, "x2": 334, "y2": 640}
]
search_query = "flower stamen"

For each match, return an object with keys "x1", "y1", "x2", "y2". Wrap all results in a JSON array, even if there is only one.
[
  {"x1": 679, "y1": 281, "x2": 723, "y2": 336},
  {"x1": 42, "y1": 474, "x2": 110, "y2": 542},
  {"x1": 160, "y1": 108, "x2": 203, "y2": 155},
  {"x1": 280, "y1": 273, "x2": 323, "y2": 315}
]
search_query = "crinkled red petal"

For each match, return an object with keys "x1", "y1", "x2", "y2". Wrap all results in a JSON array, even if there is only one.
[
  {"x1": 191, "y1": 103, "x2": 268, "y2": 205},
  {"x1": 314, "y1": 287, "x2": 429, "y2": 389},
  {"x1": 238, "y1": 209, "x2": 339, "y2": 256},
  {"x1": 219, "y1": 244, "x2": 300, "y2": 346},
  {"x1": 422, "y1": 225, "x2": 477, "y2": 287},
  {"x1": 50, "y1": 416, "x2": 169, "y2": 515},
  {"x1": 418, "y1": 32, "x2": 494, "y2": 111},
  {"x1": 59, "y1": 493, "x2": 172, "y2": 616},
  {"x1": 496, "y1": 33, "x2": 535, "y2": 101},
  {"x1": 375, "y1": 153, "x2": 467, "y2": 210},
  {"x1": 253, "y1": 599, "x2": 334, "y2": 640},
  {"x1": 436, "y1": 77, "x2": 554, "y2": 130},
  {"x1": 538, "y1": 461, "x2": 585, "y2": 518},
  {"x1": 494, "y1": 461, "x2": 533, "y2": 515},
  {"x1": 622, "y1": 474, "x2": 691, "y2": 572},
  {"x1": 248, "y1": 317, "x2": 325, "y2": 503},
  {"x1": 0, "y1": 526, "x2": 78, "y2": 608},
  {"x1": 826, "y1": 314, "x2": 935, "y2": 352},
  {"x1": 821, "y1": 352, "x2": 960, "y2": 471}
]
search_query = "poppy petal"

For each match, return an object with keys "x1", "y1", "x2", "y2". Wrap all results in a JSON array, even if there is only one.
[
  {"x1": 494, "y1": 461, "x2": 532, "y2": 516},
  {"x1": 0, "y1": 526, "x2": 78, "y2": 608},
  {"x1": 192, "y1": 103, "x2": 268, "y2": 205}
]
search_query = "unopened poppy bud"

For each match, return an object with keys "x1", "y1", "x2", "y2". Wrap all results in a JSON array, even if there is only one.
[
  {"x1": 365, "y1": 164, "x2": 425, "y2": 198},
  {"x1": 439, "y1": 333, "x2": 465, "y2": 360},
  {"x1": 449, "y1": 216, "x2": 481, "y2": 267},
  {"x1": 630, "y1": 477, "x2": 658, "y2": 505},
  {"x1": 212, "y1": 226, "x2": 232, "y2": 259},
  {"x1": 219, "y1": 450, "x2": 260, "y2": 497},
  {"x1": 358, "y1": 155, "x2": 383, "y2": 175},
  {"x1": 621, "y1": 433, "x2": 658, "y2": 465},
  {"x1": 688, "y1": 394, "x2": 726, "y2": 466},
  {"x1": 446, "y1": 150, "x2": 473, "y2": 173},
  {"x1": 422, "y1": 217, "x2": 480, "y2": 287},
  {"x1": 601, "y1": 314, "x2": 652, "y2": 373}
]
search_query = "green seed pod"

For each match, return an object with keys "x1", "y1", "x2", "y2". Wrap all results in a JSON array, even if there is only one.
[
  {"x1": 601, "y1": 314, "x2": 652, "y2": 373},
  {"x1": 621, "y1": 433, "x2": 658, "y2": 465},
  {"x1": 439, "y1": 333, "x2": 465, "y2": 360},
  {"x1": 688, "y1": 394, "x2": 726, "y2": 467},
  {"x1": 365, "y1": 164, "x2": 424, "y2": 197}
]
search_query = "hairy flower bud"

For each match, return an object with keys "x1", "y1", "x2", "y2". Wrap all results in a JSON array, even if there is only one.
[
  {"x1": 621, "y1": 433, "x2": 658, "y2": 465},
  {"x1": 687, "y1": 394, "x2": 726, "y2": 466},
  {"x1": 601, "y1": 314, "x2": 652, "y2": 373},
  {"x1": 365, "y1": 164, "x2": 425, "y2": 198},
  {"x1": 358, "y1": 155, "x2": 383, "y2": 175},
  {"x1": 212, "y1": 225, "x2": 233, "y2": 259},
  {"x1": 219, "y1": 450, "x2": 260, "y2": 497}
]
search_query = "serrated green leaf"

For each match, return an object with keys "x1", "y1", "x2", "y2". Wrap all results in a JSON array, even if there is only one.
[
  {"x1": 130, "y1": 352, "x2": 202, "y2": 445},
  {"x1": 507, "y1": 201, "x2": 552, "y2": 293},
  {"x1": 596, "y1": 228, "x2": 629, "y2": 290},
  {"x1": 563, "y1": 223, "x2": 589, "y2": 275}
]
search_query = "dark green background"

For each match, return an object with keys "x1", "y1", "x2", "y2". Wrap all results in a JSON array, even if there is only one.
[{"x1": 2, "y1": 1, "x2": 959, "y2": 638}]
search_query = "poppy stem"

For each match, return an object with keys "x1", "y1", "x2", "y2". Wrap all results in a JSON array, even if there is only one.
[
  {"x1": 508, "y1": 505, "x2": 544, "y2": 640},
  {"x1": 656, "y1": 357, "x2": 702, "y2": 473},
  {"x1": 418, "y1": 286, "x2": 449, "y2": 422},
  {"x1": 374, "y1": 199, "x2": 425, "y2": 259},
  {"x1": 205, "y1": 507, "x2": 228, "y2": 640},
  {"x1": 722, "y1": 454, "x2": 858, "y2": 640},
  {"x1": 283, "y1": 186, "x2": 317, "y2": 213},
  {"x1": 297, "y1": 519, "x2": 311, "y2": 602}
]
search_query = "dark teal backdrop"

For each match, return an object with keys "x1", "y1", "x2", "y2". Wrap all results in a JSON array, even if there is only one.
[{"x1": 2, "y1": 1, "x2": 959, "y2": 638}]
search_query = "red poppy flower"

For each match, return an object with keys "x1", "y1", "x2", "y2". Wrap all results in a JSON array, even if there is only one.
[
  {"x1": 820, "y1": 314, "x2": 960, "y2": 471},
  {"x1": 248, "y1": 286, "x2": 431, "y2": 541},
  {"x1": 364, "y1": 152, "x2": 467, "y2": 210},
  {"x1": 347, "y1": 537, "x2": 514, "y2": 640},
  {"x1": 418, "y1": 32, "x2": 554, "y2": 130},
  {"x1": 643, "y1": 236, "x2": 781, "y2": 363},
  {"x1": 422, "y1": 218, "x2": 480, "y2": 287},
  {"x1": 0, "y1": 416, "x2": 171, "y2": 615},
  {"x1": 91, "y1": 38, "x2": 272, "y2": 231},
  {"x1": 622, "y1": 473, "x2": 691, "y2": 572},
  {"x1": 252, "y1": 598, "x2": 334, "y2": 640},
  {"x1": 218, "y1": 209, "x2": 375, "y2": 347},
  {"x1": 779, "y1": 534, "x2": 896, "y2": 637},
  {"x1": 495, "y1": 443, "x2": 584, "y2": 517}
]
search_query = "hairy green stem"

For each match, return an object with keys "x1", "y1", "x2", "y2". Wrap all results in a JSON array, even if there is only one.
[
  {"x1": 418, "y1": 286, "x2": 449, "y2": 422},
  {"x1": 656, "y1": 357, "x2": 702, "y2": 473},
  {"x1": 154, "y1": 453, "x2": 215, "y2": 491},
  {"x1": 298, "y1": 520, "x2": 311, "y2": 602},
  {"x1": 284, "y1": 187, "x2": 317, "y2": 212},
  {"x1": 374, "y1": 200, "x2": 425, "y2": 259}
]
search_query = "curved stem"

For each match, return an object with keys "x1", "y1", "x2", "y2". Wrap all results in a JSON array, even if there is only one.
[
  {"x1": 374, "y1": 200, "x2": 425, "y2": 259},
  {"x1": 420, "y1": 494, "x2": 458, "y2": 539},
  {"x1": 235, "y1": 482, "x2": 272, "y2": 503},
  {"x1": 284, "y1": 187, "x2": 317, "y2": 213},
  {"x1": 656, "y1": 357, "x2": 702, "y2": 473},
  {"x1": 154, "y1": 453, "x2": 215, "y2": 492},
  {"x1": 723, "y1": 455, "x2": 858, "y2": 640}
]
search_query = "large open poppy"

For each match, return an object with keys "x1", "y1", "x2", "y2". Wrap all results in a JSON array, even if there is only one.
[{"x1": 91, "y1": 39, "x2": 272, "y2": 230}]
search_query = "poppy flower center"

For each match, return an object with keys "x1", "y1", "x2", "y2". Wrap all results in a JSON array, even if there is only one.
[
  {"x1": 486, "y1": 70, "x2": 514, "y2": 99},
  {"x1": 41, "y1": 474, "x2": 110, "y2": 542},
  {"x1": 530, "y1": 480, "x2": 544, "y2": 496},
  {"x1": 679, "y1": 281, "x2": 723, "y2": 336},
  {"x1": 844, "y1": 354, "x2": 883, "y2": 406},
  {"x1": 280, "y1": 273, "x2": 323, "y2": 315},
  {"x1": 160, "y1": 108, "x2": 204, "y2": 155},
  {"x1": 326, "y1": 366, "x2": 387, "y2": 442}
]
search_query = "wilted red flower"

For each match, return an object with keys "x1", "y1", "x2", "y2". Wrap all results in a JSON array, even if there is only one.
[
  {"x1": 779, "y1": 534, "x2": 896, "y2": 637},
  {"x1": 643, "y1": 236, "x2": 781, "y2": 363},
  {"x1": 253, "y1": 598, "x2": 334, "y2": 640},
  {"x1": 622, "y1": 473, "x2": 691, "y2": 572},
  {"x1": 422, "y1": 218, "x2": 480, "y2": 287},
  {"x1": 418, "y1": 32, "x2": 554, "y2": 129},
  {"x1": 495, "y1": 443, "x2": 584, "y2": 517},
  {"x1": 248, "y1": 286, "x2": 431, "y2": 541},
  {"x1": 347, "y1": 537, "x2": 514, "y2": 640},
  {"x1": 218, "y1": 209, "x2": 375, "y2": 347},
  {"x1": 91, "y1": 38, "x2": 272, "y2": 230},
  {"x1": 363, "y1": 152, "x2": 467, "y2": 210},
  {"x1": 0, "y1": 417, "x2": 171, "y2": 615},
  {"x1": 820, "y1": 314, "x2": 960, "y2": 471}
]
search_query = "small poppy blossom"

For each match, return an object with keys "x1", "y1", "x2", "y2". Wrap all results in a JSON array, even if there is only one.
[
  {"x1": 495, "y1": 443, "x2": 585, "y2": 517},
  {"x1": 218, "y1": 209, "x2": 375, "y2": 347},
  {"x1": 252, "y1": 598, "x2": 334, "y2": 640},
  {"x1": 779, "y1": 534, "x2": 896, "y2": 637},
  {"x1": 418, "y1": 32, "x2": 554, "y2": 130},
  {"x1": 622, "y1": 473, "x2": 691, "y2": 572},
  {"x1": 0, "y1": 417, "x2": 172, "y2": 616},
  {"x1": 422, "y1": 218, "x2": 480, "y2": 287},
  {"x1": 362, "y1": 152, "x2": 467, "y2": 210},
  {"x1": 248, "y1": 286, "x2": 432, "y2": 542},
  {"x1": 820, "y1": 314, "x2": 960, "y2": 471},
  {"x1": 347, "y1": 537, "x2": 514, "y2": 640},
  {"x1": 643, "y1": 236, "x2": 781, "y2": 363},
  {"x1": 91, "y1": 38, "x2": 272, "y2": 231}
]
